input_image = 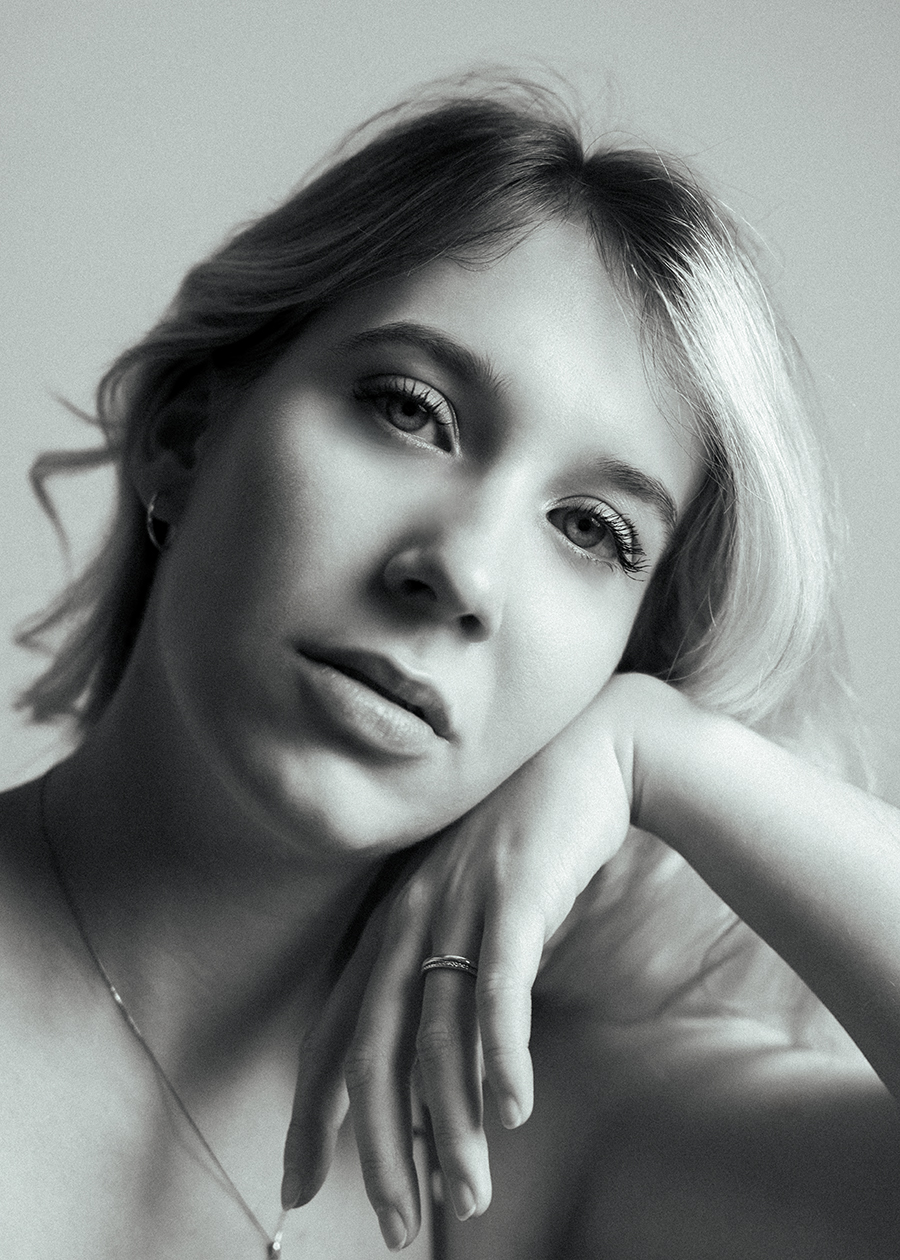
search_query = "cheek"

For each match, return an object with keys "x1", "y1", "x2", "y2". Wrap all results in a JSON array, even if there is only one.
[
  {"x1": 168, "y1": 408, "x2": 363, "y2": 627},
  {"x1": 482, "y1": 577, "x2": 645, "y2": 772}
]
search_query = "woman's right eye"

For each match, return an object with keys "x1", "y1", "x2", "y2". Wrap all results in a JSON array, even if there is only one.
[{"x1": 354, "y1": 375, "x2": 459, "y2": 454}]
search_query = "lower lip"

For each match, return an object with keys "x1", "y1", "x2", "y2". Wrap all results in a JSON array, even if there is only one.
[{"x1": 295, "y1": 654, "x2": 440, "y2": 758}]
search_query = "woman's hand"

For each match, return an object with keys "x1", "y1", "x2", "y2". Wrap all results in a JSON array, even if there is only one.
[
  {"x1": 281, "y1": 673, "x2": 641, "y2": 1250},
  {"x1": 283, "y1": 667, "x2": 900, "y2": 1251}
]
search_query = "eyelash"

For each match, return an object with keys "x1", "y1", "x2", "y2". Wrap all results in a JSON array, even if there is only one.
[
  {"x1": 353, "y1": 374, "x2": 458, "y2": 453},
  {"x1": 547, "y1": 498, "x2": 649, "y2": 578},
  {"x1": 353, "y1": 375, "x2": 647, "y2": 579}
]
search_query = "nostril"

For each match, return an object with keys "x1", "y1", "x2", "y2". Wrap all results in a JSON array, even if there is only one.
[
  {"x1": 400, "y1": 577, "x2": 436, "y2": 601},
  {"x1": 382, "y1": 548, "x2": 496, "y2": 636}
]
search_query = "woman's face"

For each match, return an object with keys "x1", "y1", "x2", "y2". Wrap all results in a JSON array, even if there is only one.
[{"x1": 153, "y1": 220, "x2": 700, "y2": 856}]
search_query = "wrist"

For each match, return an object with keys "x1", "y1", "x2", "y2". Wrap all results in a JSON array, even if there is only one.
[{"x1": 616, "y1": 672, "x2": 713, "y2": 845}]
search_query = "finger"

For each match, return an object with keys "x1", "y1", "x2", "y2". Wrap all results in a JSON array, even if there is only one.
[
  {"x1": 281, "y1": 915, "x2": 379, "y2": 1210},
  {"x1": 282, "y1": 848, "x2": 426, "y2": 1214},
  {"x1": 417, "y1": 950, "x2": 491, "y2": 1221},
  {"x1": 346, "y1": 890, "x2": 430, "y2": 1249},
  {"x1": 477, "y1": 898, "x2": 546, "y2": 1130}
]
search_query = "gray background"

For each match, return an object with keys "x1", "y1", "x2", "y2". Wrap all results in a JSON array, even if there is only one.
[{"x1": 2, "y1": 0, "x2": 897, "y2": 800}]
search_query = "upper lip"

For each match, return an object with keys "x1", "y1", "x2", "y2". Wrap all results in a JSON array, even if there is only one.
[{"x1": 300, "y1": 645, "x2": 454, "y2": 740}]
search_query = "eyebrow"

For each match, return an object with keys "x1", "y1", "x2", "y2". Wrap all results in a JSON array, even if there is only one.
[
  {"x1": 589, "y1": 457, "x2": 679, "y2": 545},
  {"x1": 340, "y1": 320, "x2": 680, "y2": 543},
  {"x1": 338, "y1": 321, "x2": 507, "y2": 397}
]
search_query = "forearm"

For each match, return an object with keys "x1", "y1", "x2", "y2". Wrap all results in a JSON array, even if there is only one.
[{"x1": 629, "y1": 675, "x2": 900, "y2": 1096}]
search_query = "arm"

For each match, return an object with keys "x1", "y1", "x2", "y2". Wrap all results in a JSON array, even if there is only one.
[
  {"x1": 632, "y1": 673, "x2": 900, "y2": 1101},
  {"x1": 281, "y1": 694, "x2": 632, "y2": 1245},
  {"x1": 284, "y1": 671, "x2": 900, "y2": 1248}
]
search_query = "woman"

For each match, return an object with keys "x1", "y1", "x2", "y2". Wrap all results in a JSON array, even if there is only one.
[{"x1": 3, "y1": 79, "x2": 899, "y2": 1257}]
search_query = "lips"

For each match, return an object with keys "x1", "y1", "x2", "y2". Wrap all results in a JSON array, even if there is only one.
[{"x1": 299, "y1": 645, "x2": 453, "y2": 740}]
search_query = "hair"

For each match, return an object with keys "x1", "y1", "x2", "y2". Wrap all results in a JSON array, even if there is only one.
[
  {"x1": 16, "y1": 74, "x2": 866, "y2": 1047},
  {"x1": 18, "y1": 76, "x2": 858, "y2": 772}
]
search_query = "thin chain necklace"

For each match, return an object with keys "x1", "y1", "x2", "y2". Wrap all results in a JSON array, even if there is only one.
[{"x1": 38, "y1": 771, "x2": 289, "y2": 1257}]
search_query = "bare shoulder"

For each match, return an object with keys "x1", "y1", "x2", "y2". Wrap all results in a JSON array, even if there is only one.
[
  {"x1": 0, "y1": 777, "x2": 85, "y2": 1034},
  {"x1": 0, "y1": 779, "x2": 63, "y2": 957},
  {"x1": 573, "y1": 1032, "x2": 900, "y2": 1260}
]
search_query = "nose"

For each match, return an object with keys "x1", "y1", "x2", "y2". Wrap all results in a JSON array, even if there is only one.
[{"x1": 381, "y1": 506, "x2": 509, "y2": 642}]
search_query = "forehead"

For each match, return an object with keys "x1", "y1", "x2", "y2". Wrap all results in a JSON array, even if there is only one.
[{"x1": 292, "y1": 220, "x2": 702, "y2": 513}]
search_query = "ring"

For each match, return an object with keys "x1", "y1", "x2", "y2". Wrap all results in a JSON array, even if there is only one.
[{"x1": 420, "y1": 954, "x2": 478, "y2": 979}]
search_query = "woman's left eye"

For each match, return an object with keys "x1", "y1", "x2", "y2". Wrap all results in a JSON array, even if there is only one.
[
  {"x1": 547, "y1": 498, "x2": 648, "y2": 577},
  {"x1": 354, "y1": 375, "x2": 458, "y2": 453}
]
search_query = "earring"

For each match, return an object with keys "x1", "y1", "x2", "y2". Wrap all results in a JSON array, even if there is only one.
[{"x1": 145, "y1": 492, "x2": 169, "y2": 552}]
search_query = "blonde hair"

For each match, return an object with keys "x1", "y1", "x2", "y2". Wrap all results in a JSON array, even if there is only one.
[
  {"x1": 17, "y1": 76, "x2": 865, "y2": 1048},
  {"x1": 17, "y1": 77, "x2": 860, "y2": 770}
]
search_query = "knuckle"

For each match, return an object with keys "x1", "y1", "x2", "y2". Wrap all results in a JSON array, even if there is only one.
[
  {"x1": 478, "y1": 965, "x2": 528, "y2": 1004},
  {"x1": 415, "y1": 1019, "x2": 457, "y2": 1066},
  {"x1": 480, "y1": 1038, "x2": 521, "y2": 1077},
  {"x1": 356, "y1": 1150, "x2": 405, "y2": 1208},
  {"x1": 357, "y1": 1144, "x2": 400, "y2": 1183},
  {"x1": 476, "y1": 963, "x2": 509, "y2": 994},
  {"x1": 393, "y1": 872, "x2": 431, "y2": 921},
  {"x1": 427, "y1": 1105, "x2": 481, "y2": 1153},
  {"x1": 343, "y1": 1042, "x2": 382, "y2": 1095}
]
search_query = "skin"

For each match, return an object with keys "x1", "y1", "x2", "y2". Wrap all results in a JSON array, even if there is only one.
[
  {"x1": 0, "y1": 220, "x2": 701, "y2": 1258},
  {"x1": 6, "y1": 215, "x2": 899, "y2": 1258},
  {"x1": 147, "y1": 217, "x2": 698, "y2": 858},
  {"x1": 291, "y1": 677, "x2": 900, "y2": 1256}
]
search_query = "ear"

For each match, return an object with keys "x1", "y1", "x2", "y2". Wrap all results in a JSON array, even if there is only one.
[{"x1": 129, "y1": 364, "x2": 217, "y2": 529}]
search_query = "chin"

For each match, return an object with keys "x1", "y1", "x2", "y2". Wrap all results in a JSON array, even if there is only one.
[{"x1": 240, "y1": 737, "x2": 453, "y2": 862}]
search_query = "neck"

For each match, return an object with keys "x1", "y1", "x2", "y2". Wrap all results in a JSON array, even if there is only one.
[{"x1": 41, "y1": 657, "x2": 385, "y2": 1085}]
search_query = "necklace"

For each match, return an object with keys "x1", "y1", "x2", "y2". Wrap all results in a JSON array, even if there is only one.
[{"x1": 38, "y1": 772, "x2": 289, "y2": 1257}]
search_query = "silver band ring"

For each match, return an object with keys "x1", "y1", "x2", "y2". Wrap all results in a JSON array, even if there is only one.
[{"x1": 420, "y1": 954, "x2": 478, "y2": 980}]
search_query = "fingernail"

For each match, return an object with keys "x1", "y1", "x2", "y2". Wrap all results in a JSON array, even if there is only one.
[
  {"x1": 451, "y1": 1180, "x2": 476, "y2": 1221},
  {"x1": 378, "y1": 1207, "x2": 408, "y2": 1251},
  {"x1": 280, "y1": 1169, "x2": 305, "y2": 1210},
  {"x1": 499, "y1": 1096, "x2": 523, "y2": 1129}
]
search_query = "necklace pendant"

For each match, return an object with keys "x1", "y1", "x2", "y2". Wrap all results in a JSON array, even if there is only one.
[{"x1": 268, "y1": 1233, "x2": 283, "y2": 1257}]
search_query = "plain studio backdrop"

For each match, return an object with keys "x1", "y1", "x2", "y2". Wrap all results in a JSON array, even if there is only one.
[{"x1": 1, "y1": 0, "x2": 897, "y2": 800}]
